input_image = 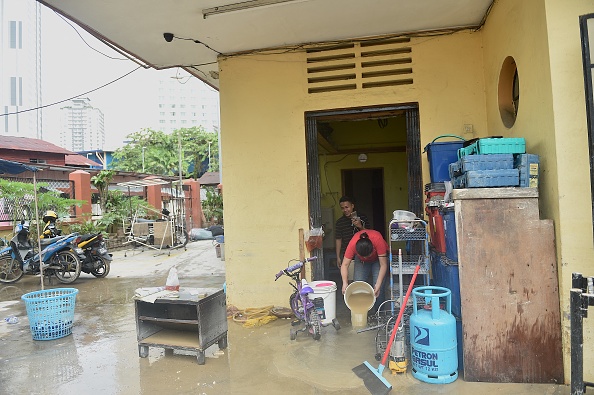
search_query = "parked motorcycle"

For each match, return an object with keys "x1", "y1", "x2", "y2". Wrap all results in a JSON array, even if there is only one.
[
  {"x1": 38, "y1": 212, "x2": 112, "y2": 278},
  {"x1": 0, "y1": 220, "x2": 83, "y2": 284},
  {"x1": 77, "y1": 233, "x2": 112, "y2": 278}
]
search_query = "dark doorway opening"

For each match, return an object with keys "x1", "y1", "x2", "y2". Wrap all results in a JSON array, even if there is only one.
[
  {"x1": 305, "y1": 103, "x2": 422, "y2": 280},
  {"x1": 342, "y1": 168, "x2": 386, "y2": 238}
]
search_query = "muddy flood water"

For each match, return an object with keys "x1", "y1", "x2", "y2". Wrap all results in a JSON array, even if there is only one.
[{"x1": 0, "y1": 240, "x2": 570, "y2": 394}]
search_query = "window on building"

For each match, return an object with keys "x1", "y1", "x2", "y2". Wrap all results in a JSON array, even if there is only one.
[{"x1": 9, "y1": 21, "x2": 22, "y2": 49}]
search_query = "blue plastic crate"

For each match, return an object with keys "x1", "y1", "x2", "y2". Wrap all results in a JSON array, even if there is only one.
[
  {"x1": 21, "y1": 288, "x2": 79, "y2": 341},
  {"x1": 458, "y1": 137, "x2": 526, "y2": 157},
  {"x1": 450, "y1": 154, "x2": 513, "y2": 179},
  {"x1": 459, "y1": 154, "x2": 514, "y2": 172},
  {"x1": 449, "y1": 161, "x2": 461, "y2": 179},
  {"x1": 453, "y1": 168, "x2": 519, "y2": 188},
  {"x1": 514, "y1": 154, "x2": 540, "y2": 188}
]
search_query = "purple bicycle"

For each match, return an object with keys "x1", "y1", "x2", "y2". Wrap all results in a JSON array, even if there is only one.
[{"x1": 275, "y1": 256, "x2": 340, "y2": 340}]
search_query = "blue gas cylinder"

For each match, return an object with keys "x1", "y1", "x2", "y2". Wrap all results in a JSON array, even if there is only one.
[{"x1": 410, "y1": 286, "x2": 458, "y2": 384}]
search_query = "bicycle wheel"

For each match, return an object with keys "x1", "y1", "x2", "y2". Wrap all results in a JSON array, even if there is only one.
[
  {"x1": 52, "y1": 250, "x2": 81, "y2": 284},
  {"x1": 0, "y1": 256, "x2": 24, "y2": 283},
  {"x1": 289, "y1": 291, "x2": 305, "y2": 320},
  {"x1": 308, "y1": 309, "x2": 321, "y2": 340}
]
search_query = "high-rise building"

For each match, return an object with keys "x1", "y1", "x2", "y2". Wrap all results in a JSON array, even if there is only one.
[
  {"x1": 0, "y1": 0, "x2": 42, "y2": 139},
  {"x1": 155, "y1": 69, "x2": 220, "y2": 134},
  {"x1": 59, "y1": 97, "x2": 105, "y2": 151}
]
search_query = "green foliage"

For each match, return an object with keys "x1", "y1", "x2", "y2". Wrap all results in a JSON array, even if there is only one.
[
  {"x1": 91, "y1": 170, "x2": 115, "y2": 213},
  {"x1": 67, "y1": 219, "x2": 103, "y2": 235},
  {"x1": 111, "y1": 127, "x2": 219, "y2": 177},
  {"x1": 66, "y1": 191, "x2": 156, "y2": 235},
  {"x1": 0, "y1": 178, "x2": 83, "y2": 222},
  {"x1": 202, "y1": 187, "x2": 223, "y2": 224}
]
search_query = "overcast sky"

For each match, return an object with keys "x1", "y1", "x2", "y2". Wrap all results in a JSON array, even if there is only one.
[{"x1": 40, "y1": 5, "x2": 219, "y2": 150}]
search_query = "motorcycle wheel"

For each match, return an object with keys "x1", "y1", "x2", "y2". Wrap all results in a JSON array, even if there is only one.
[
  {"x1": 0, "y1": 256, "x2": 24, "y2": 283},
  {"x1": 90, "y1": 255, "x2": 110, "y2": 278},
  {"x1": 52, "y1": 250, "x2": 81, "y2": 284},
  {"x1": 308, "y1": 309, "x2": 321, "y2": 340},
  {"x1": 175, "y1": 228, "x2": 188, "y2": 247}
]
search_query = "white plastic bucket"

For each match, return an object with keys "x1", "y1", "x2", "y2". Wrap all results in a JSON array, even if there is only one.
[
  {"x1": 344, "y1": 281, "x2": 376, "y2": 327},
  {"x1": 307, "y1": 281, "x2": 337, "y2": 325}
]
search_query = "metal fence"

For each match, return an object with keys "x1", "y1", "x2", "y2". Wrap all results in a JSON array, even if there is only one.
[{"x1": 0, "y1": 178, "x2": 75, "y2": 223}]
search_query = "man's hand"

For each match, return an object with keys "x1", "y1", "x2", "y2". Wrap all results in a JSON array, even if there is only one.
[{"x1": 351, "y1": 216, "x2": 363, "y2": 229}]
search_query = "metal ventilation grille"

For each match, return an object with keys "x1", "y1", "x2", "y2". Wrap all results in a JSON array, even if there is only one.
[{"x1": 306, "y1": 38, "x2": 413, "y2": 94}]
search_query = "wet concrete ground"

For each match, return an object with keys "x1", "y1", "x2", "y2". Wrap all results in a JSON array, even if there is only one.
[{"x1": 0, "y1": 240, "x2": 570, "y2": 394}]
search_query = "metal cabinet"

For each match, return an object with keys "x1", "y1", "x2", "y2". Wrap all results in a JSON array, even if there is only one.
[{"x1": 135, "y1": 288, "x2": 228, "y2": 364}]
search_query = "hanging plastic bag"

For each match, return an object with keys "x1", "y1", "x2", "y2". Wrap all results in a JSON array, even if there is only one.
[
  {"x1": 305, "y1": 226, "x2": 324, "y2": 252},
  {"x1": 165, "y1": 266, "x2": 180, "y2": 291}
]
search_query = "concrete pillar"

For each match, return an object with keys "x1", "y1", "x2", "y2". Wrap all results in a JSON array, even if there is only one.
[
  {"x1": 69, "y1": 170, "x2": 92, "y2": 219},
  {"x1": 184, "y1": 179, "x2": 203, "y2": 229},
  {"x1": 146, "y1": 182, "x2": 162, "y2": 216}
]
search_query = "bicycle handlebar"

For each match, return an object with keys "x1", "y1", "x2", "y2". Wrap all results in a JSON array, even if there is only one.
[{"x1": 274, "y1": 256, "x2": 317, "y2": 280}]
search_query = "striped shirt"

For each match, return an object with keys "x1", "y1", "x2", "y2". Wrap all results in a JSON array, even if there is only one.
[{"x1": 335, "y1": 213, "x2": 369, "y2": 257}]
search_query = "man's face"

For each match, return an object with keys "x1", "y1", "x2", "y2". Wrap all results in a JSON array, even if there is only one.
[{"x1": 339, "y1": 201, "x2": 355, "y2": 217}]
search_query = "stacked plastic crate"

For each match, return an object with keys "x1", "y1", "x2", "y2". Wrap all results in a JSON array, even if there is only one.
[{"x1": 449, "y1": 137, "x2": 539, "y2": 188}]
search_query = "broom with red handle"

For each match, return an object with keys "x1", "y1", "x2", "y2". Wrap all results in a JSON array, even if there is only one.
[{"x1": 352, "y1": 263, "x2": 421, "y2": 395}]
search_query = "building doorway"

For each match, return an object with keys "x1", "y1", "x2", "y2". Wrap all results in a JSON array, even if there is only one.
[
  {"x1": 342, "y1": 168, "x2": 386, "y2": 237},
  {"x1": 305, "y1": 103, "x2": 422, "y2": 280}
]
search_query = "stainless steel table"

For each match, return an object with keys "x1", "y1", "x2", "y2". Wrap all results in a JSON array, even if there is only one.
[{"x1": 134, "y1": 287, "x2": 227, "y2": 364}]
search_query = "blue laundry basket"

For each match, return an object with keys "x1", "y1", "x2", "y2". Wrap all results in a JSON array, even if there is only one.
[{"x1": 21, "y1": 288, "x2": 79, "y2": 341}]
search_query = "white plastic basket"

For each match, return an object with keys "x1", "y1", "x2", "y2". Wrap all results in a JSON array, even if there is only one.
[{"x1": 392, "y1": 210, "x2": 417, "y2": 228}]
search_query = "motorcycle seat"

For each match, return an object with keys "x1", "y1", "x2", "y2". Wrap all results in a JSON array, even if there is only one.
[{"x1": 40, "y1": 236, "x2": 68, "y2": 247}]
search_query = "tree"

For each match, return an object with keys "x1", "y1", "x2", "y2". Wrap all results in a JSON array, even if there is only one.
[
  {"x1": 91, "y1": 170, "x2": 115, "y2": 214},
  {"x1": 202, "y1": 186, "x2": 223, "y2": 225},
  {"x1": 112, "y1": 127, "x2": 219, "y2": 177}
]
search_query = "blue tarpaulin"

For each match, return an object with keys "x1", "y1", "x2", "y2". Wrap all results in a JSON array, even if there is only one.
[{"x1": 0, "y1": 158, "x2": 39, "y2": 174}]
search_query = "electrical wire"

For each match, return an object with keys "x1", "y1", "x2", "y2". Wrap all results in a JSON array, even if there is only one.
[
  {"x1": 322, "y1": 154, "x2": 350, "y2": 207},
  {"x1": 55, "y1": 11, "x2": 131, "y2": 61},
  {"x1": 0, "y1": 66, "x2": 142, "y2": 117},
  {"x1": 174, "y1": 36, "x2": 223, "y2": 55}
]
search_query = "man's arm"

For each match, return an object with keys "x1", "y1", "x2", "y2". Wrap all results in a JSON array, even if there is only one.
[
  {"x1": 340, "y1": 256, "x2": 353, "y2": 294},
  {"x1": 335, "y1": 238, "x2": 342, "y2": 265},
  {"x1": 374, "y1": 254, "x2": 389, "y2": 297}
]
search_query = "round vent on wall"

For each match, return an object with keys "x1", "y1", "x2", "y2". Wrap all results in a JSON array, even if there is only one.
[{"x1": 498, "y1": 56, "x2": 520, "y2": 128}]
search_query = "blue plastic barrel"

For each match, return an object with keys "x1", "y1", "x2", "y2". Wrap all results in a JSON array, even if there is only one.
[
  {"x1": 410, "y1": 286, "x2": 458, "y2": 384},
  {"x1": 442, "y1": 207, "x2": 458, "y2": 262}
]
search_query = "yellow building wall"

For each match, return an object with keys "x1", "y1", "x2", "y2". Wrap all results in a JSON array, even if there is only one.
[
  {"x1": 218, "y1": 31, "x2": 487, "y2": 308},
  {"x1": 481, "y1": 0, "x2": 594, "y2": 382},
  {"x1": 546, "y1": 0, "x2": 594, "y2": 382}
]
